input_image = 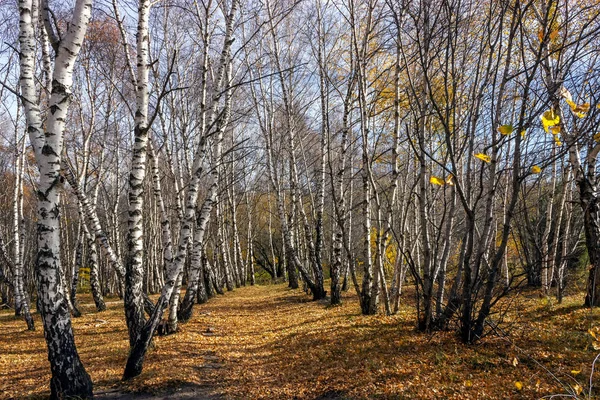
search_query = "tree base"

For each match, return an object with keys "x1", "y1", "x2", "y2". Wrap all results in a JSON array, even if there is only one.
[{"x1": 50, "y1": 366, "x2": 93, "y2": 400}]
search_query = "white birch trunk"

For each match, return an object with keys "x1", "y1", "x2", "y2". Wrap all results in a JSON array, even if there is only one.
[
  {"x1": 123, "y1": 0, "x2": 152, "y2": 349},
  {"x1": 123, "y1": 0, "x2": 240, "y2": 379},
  {"x1": 13, "y1": 126, "x2": 35, "y2": 329},
  {"x1": 18, "y1": 0, "x2": 94, "y2": 396}
]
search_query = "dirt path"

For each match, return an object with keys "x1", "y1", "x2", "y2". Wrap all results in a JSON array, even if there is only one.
[
  {"x1": 1, "y1": 284, "x2": 358, "y2": 399},
  {"x1": 94, "y1": 383, "x2": 221, "y2": 400},
  {"x1": 92, "y1": 284, "x2": 351, "y2": 399}
]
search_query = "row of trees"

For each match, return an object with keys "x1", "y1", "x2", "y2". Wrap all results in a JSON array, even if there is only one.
[{"x1": 1, "y1": 0, "x2": 600, "y2": 398}]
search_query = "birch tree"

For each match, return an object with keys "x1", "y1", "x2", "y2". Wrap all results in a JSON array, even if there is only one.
[{"x1": 17, "y1": 0, "x2": 94, "y2": 396}]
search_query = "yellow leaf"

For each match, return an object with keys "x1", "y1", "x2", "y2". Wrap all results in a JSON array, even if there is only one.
[
  {"x1": 498, "y1": 124, "x2": 513, "y2": 135},
  {"x1": 571, "y1": 370, "x2": 581, "y2": 376},
  {"x1": 567, "y1": 101, "x2": 590, "y2": 118},
  {"x1": 574, "y1": 384, "x2": 583, "y2": 395},
  {"x1": 512, "y1": 357, "x2": 519, "y2": 366},
  {"x1": 531, "y1": 166, "x2": 541, "y2": 174},
  {"x1": 520, "y1": 130, "x2": 526, "y2": 139},
  {"x1": 593, "y1": 133, "x2": 600, "y2": 143},
  {"x1": 538, "y1": 29, "x2": 544, "y2": 42},
  {"x1": 549, "y1": 30, "x2": 559, "y2": 40},
  {"x1": 429, "y1": 176, "x2": 445, "y2": 186},
  {"x1": 474, "y1": 153, "x2": 491, "y2": 163},
  {"x1": 575, "y1": 102, "x2": 591, "y2": 113},
  {"x1": 445, "y1": 175, "x2": 454, "y2": 186},
  {"x1": 560, "y1": 87, "x2": 573, "y2": 103},
  {"x1": 550, "y1": 126, "x2": 561, "y2": 135},
  {"x1": 541, "y1": 110, "x2": 560, "y2": 133},
  {"x1": 553, "y1": 135, "x2": 562, "y2": 146},
  {"x1": 515, "y1": 381, "x2": 523, "y2": 391},
  {"x1": 464, "y1": 380, "x2": 473, "y2": 388}
]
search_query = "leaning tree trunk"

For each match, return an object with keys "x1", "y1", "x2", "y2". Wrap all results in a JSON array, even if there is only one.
[{"x1": 18, "y1": 0, "x2": 94, "y2": 397}]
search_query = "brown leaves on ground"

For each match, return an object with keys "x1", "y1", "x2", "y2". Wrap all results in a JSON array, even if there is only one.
[{"x1": 1, "y1": 285, "x2": 599, "y2": 399}]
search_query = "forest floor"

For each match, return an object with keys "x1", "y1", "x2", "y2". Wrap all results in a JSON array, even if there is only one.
[{"x1": 1, "y1": 284, "x2": 600, "y2": 399}]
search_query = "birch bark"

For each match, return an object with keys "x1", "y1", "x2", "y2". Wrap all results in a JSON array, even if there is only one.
[
  {"x1": 122, "y1": 0, "x2": 240, "y2": 379},
  {"x1": 123, "y1": 0, "x2": 152, "y2": 348},
  {"x1": 18, "y1": 0, "x2": 94, "y2": 396}
]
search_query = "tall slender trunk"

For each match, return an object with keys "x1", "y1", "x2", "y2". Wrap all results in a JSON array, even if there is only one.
[
  {"x1": 18, "y1": 0, "x2": 94, "y2": 396},
  {"x1": 541, "y1": 149, "x2": 558, "y2": 294},
  {"x1": 245, "y1": 191, "x2": 255, "y2": 285},
  {"x1": 328, "y1": 60, "x2": 355, "y2": 306},
  {"x1": 553, "y1": 168, "x2": 571, "y2": 303},
  {"x1": 123, "y1": 0, "x2": 151, "y2": 349},
  {"x1": 70, "y1": 224, "x2": 83, "y2": 317},
  {"x1": 178, "y1": 181, "x2": 218, "y2": 321},
  {"x1": 86, "y1": 225, "x2": 106, "y2": 311},
  {"x1": 63, "y1": 165, "x2": 125, "y2": 281},
  {"x1": 230, "y1": 175, "x2": 245, "y2": 286},
  {"x1": 581, "y1": 176, "x2": 600, "y2": 306},
  {"x1": 218, "y1": 195, "x2": 235, "y2": 291},
  {"x1": 13, "y1": 129, "x2": 34, "y2": 330},
  {"x1": 122, "y1": 0, "x2": 239, "y2": 379},
  {"x1": 314, "y1": 0, "x2": 328, "y2": 300},
  {"x1": 266, "y1": 0, "x2": 324, "y2": 299}
]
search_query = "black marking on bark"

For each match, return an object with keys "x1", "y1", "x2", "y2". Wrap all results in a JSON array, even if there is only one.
[
  {"x1": 50, "y1": 203, "x2": 60, "y2": 219},
  {"x1": 51, "y1": 79, "x2": 68, "y2": 95},
  {"x1": 36, "y1": 190, "x2": 48, "y2": 202},
  {"x1": 41, "y1": 144, "x2": 58, "y2": 156}
]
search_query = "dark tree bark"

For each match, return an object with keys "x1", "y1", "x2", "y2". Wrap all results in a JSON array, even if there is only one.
[{"x1": 580, "y1": 178, "x2": 600, "y2": 307}]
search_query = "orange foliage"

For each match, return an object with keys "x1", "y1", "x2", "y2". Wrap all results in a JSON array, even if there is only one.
[{"x1": 0, "y1": 286, "x2": 598, "y2": 399}]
